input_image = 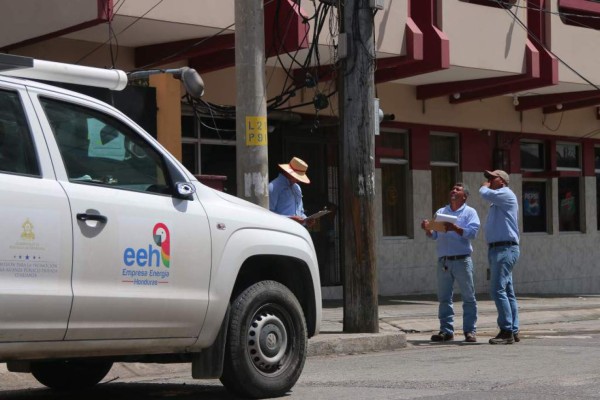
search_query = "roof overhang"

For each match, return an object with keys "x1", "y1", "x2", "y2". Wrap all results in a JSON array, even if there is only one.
[{"x1": 0, "y1": 0, "x2": 112, "y2": 51}]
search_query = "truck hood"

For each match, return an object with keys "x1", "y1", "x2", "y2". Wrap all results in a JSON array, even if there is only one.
[{"x1": 200, "y1": 186, "x2": 313, "y2": 241}]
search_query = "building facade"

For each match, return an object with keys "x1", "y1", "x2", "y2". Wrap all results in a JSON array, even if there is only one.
[{"x1": 3, "y1": 0, "x2": 600, "y2": 297}]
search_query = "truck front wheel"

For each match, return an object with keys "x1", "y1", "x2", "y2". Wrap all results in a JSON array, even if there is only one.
[
  {"x1": 220, "y1": 280, "x2": 308, "y2": 399},
  {"x1": 31, "y1": 359, "x2": 113, "y2": 390}
]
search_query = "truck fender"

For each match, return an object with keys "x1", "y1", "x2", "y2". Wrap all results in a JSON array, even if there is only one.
[{"x1": 193, "y1": 228, "x2": 319, "y2": 348}]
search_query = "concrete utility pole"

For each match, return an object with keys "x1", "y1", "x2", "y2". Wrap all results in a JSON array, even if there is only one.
[
  {"x1": 234, "y1": 0, "x2": 269, "y2": 207},
  {"x1": 339, "y1": 0, "x2": 379, "y2": 333}
]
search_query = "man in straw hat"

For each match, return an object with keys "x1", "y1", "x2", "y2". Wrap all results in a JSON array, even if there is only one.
[
  {"x1": 480, "y1": 169, "x2": 521, "y2": 345},
  {"x1": 269, "y1": 156, "x2": 314, "y2": 226}
]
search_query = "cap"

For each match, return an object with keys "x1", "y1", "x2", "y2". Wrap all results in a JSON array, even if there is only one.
[
  {"x1": 484, "y1": 169, "x2": 510, "y2": 185},
  {"x1": 279, "y1": 157, "x2": 310, "y2": 184}
]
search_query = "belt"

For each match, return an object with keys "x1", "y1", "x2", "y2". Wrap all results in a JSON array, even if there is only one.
[
  {"x1": 488, "y1": 241, "x2": 518, "y2": 248},
  {"x1": 440, "y1": 254, "x2": 469, "y2": 261}
]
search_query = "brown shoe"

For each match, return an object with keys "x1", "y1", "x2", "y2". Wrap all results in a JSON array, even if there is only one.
[
  {"x1": 431, "y1": 331, "x2": 454, "y2": 342},
  {"x1": 514, "y1": 331, "x2": 520, "y2": 342},
  {"x1": 489, "y1": 330, "x2": 514, "y2": 345},
  {"x1": 464, "y1": 332, "x2": 477, "y2": 343}
]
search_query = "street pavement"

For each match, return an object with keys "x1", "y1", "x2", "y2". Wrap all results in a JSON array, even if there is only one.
[
  {"x1": 308, "y1": 294, "x2": 600, "y2": 356},
  {"x1": 2, "y1": 294, "x2": 600, "y2": 389}
]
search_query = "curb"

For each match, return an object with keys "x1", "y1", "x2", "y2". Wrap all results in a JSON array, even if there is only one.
[{"x1": 308, "y1": 332, "x2": 407, "y2": 357}]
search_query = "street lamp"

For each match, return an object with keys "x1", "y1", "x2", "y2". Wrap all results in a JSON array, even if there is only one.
[{"x1": 128, "y1": 67, "x2": 204, "y2": 98}]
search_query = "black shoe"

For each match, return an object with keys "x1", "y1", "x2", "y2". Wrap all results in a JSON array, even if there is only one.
[
  {"x1": 464, "y1": 332, "x2": 477, "y2": 343},
  {"x1": 489, "y1": 330, "x2": 514, "y2": 345},
  {"x1": 431, "y1": 331, "x2": 454, "y2": 342},
  {"x1": 514, "y1": 331, "x2": 520, "y2": 342}
]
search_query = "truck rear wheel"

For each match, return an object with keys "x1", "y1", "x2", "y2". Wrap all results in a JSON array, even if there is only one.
[
  {"x1": 31, "y1": 359, "x2": 113, "y2": 390},
  {"x1": 220, "y1": 280, "x2": 307, "y2": 398}
]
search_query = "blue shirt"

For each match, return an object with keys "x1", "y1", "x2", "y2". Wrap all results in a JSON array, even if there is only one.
[
  {"x1": 479, "y1": 186, "x2": 520, "y2": 245},
  {"x1": 429, "y1": 203, "x2": 480, "y2": 258},
  {"x1": 269, "y1": 173, "x2": 306, "y2": 218}
]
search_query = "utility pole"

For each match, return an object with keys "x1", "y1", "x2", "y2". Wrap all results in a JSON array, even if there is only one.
[
  {"x1": 234, "y1": 0, "x2": 269, "y2": 207},
  {"x1": 339, "y1": 0, "x2": 379, "y2": 333}
]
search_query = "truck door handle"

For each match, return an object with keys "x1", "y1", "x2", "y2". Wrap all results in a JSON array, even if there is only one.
[{"x1": 76, "y1": 213, "x2": 108, "y2": 224}]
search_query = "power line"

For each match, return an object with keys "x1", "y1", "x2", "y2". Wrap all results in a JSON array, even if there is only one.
[
  {"x1": 75, "y1": 0, "x2": 165, "y2": 65},
  {"x1": 493, "y1": 0, "x2": 600, "y2": 91}
]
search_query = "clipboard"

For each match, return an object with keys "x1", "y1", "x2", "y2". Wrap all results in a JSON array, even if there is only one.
[
  {"x1": 426, "y1": 213, "x2": 457, "y2": 232},
  {"x1": 306, "y1": 208, "x2": 331, "y2": 221}
]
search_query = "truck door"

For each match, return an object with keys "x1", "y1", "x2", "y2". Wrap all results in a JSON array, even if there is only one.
[
  {"x1": 33, "y1": 94, "x2": 211, "y2": 340},
  {"x1": 0, "y1": 86, "x2": 73, "y2": 341}
]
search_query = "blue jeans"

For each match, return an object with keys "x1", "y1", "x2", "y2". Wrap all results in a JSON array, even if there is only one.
[
  {"x1": 436, "y1": 256, "x2": 477, "y2": 334},
  {"x1": 488, "y1": 245, "x2": 520, "y2": 332}
]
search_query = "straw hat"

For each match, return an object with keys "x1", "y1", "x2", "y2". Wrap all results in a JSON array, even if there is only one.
[{"x1": 279, "y1": 157, "x2": 310, "y2": 184}]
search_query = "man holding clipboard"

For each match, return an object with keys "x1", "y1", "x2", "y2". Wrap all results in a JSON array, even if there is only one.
[
  {"x1": 269, "y1": 157, "x2": 329, "y2": 227},
  {"x1": 421, "y1": 183, "x2": 480, "y2": 343}
]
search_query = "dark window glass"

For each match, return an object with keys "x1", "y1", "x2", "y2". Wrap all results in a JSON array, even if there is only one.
[
  {"x1": 200, "y1": 117, "x2": 236, "y2": 141},
  {"x1": 522, "y1": 181, "x2": 547, "y2": 233},
  {"x1": 431, "y1": 135, "x2": 457, "y2": 163},
  {"x1": 380, "y1": 130, "x2": 407, "y2": 153},
  {"x1": 431, "y1": 166, "x2": 458, "y2": 214},
  {"x1": 381, "y1": 163, "x2": 408, "y2": 236},
  {"x1": 182, "y1": 142, "x2": 198, "y2": 174},
  {"x1": 431, "y1": 135, "x2": 458, "y2": 214},
  {"x1": 597, "y1": 174, "x2": 600, "y2": 230},
  {"x1": 558, "y1": 177, "x2": 580, "y2": 232},
  {"x1": 378, "y1": 131, "x2": 410, "y2": 237},
  {"x1": 595, "y1": 147, "x2": 600, "y2": 170},
  {"x1": 556, "y1": 143, "x2": 580, "y2": 169},
  {"x1": 0, "y1": 90, "x2": 39, "y2": 176},
  {"x1": 520, "y1": 141, "x2": 545, "y2": 170},
  {"x1": 41, "y1": 97, "x2": 171, "y2": 195},
  {"x1": 201, "y1": 144, "x2": 236, "y2": 195},
  {"x1": 181, "y1": 115, "x2": 197, "y2": 138}
]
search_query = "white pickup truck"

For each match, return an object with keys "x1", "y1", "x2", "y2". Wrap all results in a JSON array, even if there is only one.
[{"x1": 0, "y1": 54, "x2": 321, "y2": 399}]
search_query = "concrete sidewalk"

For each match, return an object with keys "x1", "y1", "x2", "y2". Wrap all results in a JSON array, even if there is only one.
[{"x1": 308, "y1": 294, "x2": 600, "y2": 356}]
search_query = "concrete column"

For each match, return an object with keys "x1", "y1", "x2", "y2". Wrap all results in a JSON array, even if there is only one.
[{"x1": 149, "y1": 74, "x2": 182, "y2": 160}]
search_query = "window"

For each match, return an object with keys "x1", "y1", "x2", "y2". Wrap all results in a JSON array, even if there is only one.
[
  {"x1": 522, "y1": 181, "x2": 548, "y2": 233},
  {"x1": 0, "y1": 90, "x2": 39, "y2": 176},
  {"x1": 430, "y1": 133, "x2": 458, "y2": 214},
  {"x1": 558, "y1": 177, "x2": 581, "y2": 232},
  {"x1": 181, "y1": 113, "x2": 237, "y2": 194},
  {"x1": 520, "y1": 140, "x2": 545, "y2": 171},
  {"x1": 41, "y1": 97, "x2": 171, "y2": 195},
  {"x1": 378, "y1": 130, "x2": 409, "y2": 237},
  {"x1": 595, "y1": 146, "x2": 600, "y2": 230},
  {"x1": 556, "y1": 142, "x2": 581, "y2": 170}
]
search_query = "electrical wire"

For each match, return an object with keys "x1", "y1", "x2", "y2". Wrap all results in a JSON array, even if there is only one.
[
  {"x1": 493, "y1": 0, "x2": 600, "y2": 91},
  {"x1": 486, "y1": 0, "x2": 600, "y2": 22},
  {"x1": 75, "y1": 0, "x2": 165, "y2": 64},
  {"x1": 107, "y1": 15, "x2": 119, "y2": 68},
  {"x1": 541, "y1": 111, "x2": 565, "y2": 132}
]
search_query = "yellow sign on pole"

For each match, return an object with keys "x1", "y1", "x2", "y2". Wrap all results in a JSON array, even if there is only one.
[{"x1": 245, "y1": 116, "x2": 268, "y2": 146}]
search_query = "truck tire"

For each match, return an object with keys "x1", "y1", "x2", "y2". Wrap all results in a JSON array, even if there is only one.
[
  {"x1": 31, "y1": 360, "x2": 113, "y2": 389},
  {"x1": 220, "y1": 280, "x2": 307, "y2": 398}
]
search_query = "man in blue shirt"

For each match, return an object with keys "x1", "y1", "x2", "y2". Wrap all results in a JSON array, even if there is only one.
[
  {"x1": 421, "y1": 183, "x2": 480, "y2": 343},
  {"x1": 479, "y1": 169, "x2": 520, "y2": 345},
  {"x1": 269, "y1": 157, "x2": 314, "y2": 227}
]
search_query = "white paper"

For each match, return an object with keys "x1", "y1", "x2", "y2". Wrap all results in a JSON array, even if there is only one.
[{"x1": 434, "y1": 213, "x2": 457, "y2": 223}]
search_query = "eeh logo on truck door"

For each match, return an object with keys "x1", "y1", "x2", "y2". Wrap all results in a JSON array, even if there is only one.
[
  {"x1": 121, "y1": 223, "x2": 171, "y2": 285},
  {"x1": 152, "y1": 223, "x2": 170, "y2": 268}
]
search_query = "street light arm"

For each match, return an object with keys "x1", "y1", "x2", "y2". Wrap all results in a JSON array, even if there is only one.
[{"x1": 128, "y1": 67, "x2": 204, "y2": 98}]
